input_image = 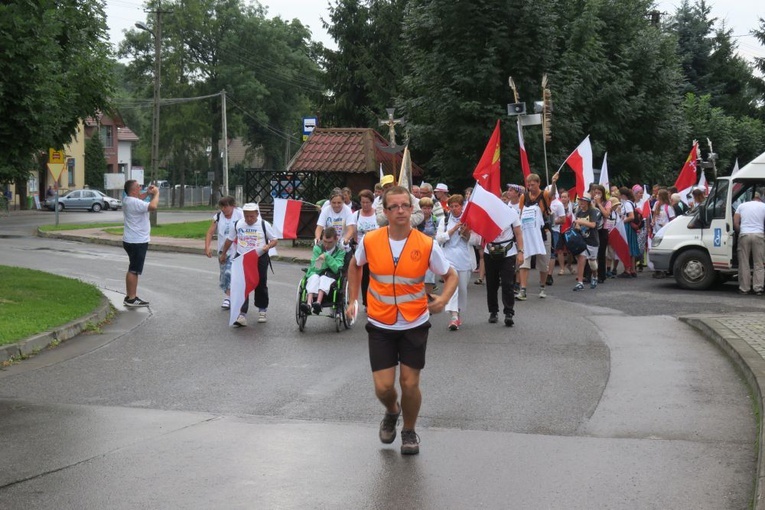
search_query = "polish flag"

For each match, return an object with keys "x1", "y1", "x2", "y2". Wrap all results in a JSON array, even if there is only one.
[
  {"x1": 462, "y1": 182, "x2": 513, "y2": 242},
  {"x1": 674, "y1": 141, "x2": 698, "y2": 204},
  {"x1": 229, "y1": 250, "x2": 260, "y2": 326},
  {"x1": 272, "y1": 198, "x2": 302, "y2": 239},
  {"x1": 473, "y1": 120, "x2": 502, "y2": 196},
  {"x1": 608, "y1": 219, "x2": 633, "y2": 271},
  {"x1": 698, "y1": 170, "x2": 709, "y2": 194},
  {"x1": 564, "y1": 136, "x2": 594, "y2": 198},
  {"x1": 517, "y1": 120, "x2": 531, "y2": 181}
]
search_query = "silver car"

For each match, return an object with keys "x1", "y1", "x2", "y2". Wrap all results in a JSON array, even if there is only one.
[
  {"x1": 94, "y1": 190, "x2": 122, "y2": 210},
  {"x1": 45, "y1": 189, "x2": 105, "y2": 212}
]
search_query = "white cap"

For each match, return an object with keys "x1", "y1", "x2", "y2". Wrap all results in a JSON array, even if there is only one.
[
  {"x1": 435, "y1": 183, "x2": 449, "y2": 192},
  {"x1": 242, "y1": 203, "x2": 259, "y2": 212}
]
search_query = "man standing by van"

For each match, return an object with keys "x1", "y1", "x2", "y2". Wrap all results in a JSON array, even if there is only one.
[{"x1": 734, "y1": 190, "x2": 765, "y2": 295}]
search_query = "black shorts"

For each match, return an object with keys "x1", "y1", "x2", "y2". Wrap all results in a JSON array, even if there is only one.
[
  {"x1": 367, "y1": 321, "x2": 431, "y2": 372},
  {"x1": 123, "y1": 242, "x2": 149, "y2": 275}
]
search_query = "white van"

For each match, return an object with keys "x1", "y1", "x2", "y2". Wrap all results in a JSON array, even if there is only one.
[{"x1": 649, "y1": 151, "x2": 765, "y2": 290}]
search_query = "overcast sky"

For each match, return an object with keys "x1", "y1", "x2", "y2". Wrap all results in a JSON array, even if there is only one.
[{"x1": 105, "y1": 0, "x2": 762, "y2": 62}]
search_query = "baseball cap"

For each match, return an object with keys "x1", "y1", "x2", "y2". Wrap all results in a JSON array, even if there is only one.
[
  {"x1": 579, "y1": 193, "x2": 592, "y2": 202},
  {"x1": 435, "y1": 183, "x2": 449, "y2": 192},
  {"x1": 242, "y1": 203, "x2": 259, "y2": 212}
]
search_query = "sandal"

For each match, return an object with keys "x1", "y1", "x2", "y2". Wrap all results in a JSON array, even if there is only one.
[
  {"x1": 558, "y1": 270, "x2": 565, "y2": 276},
  {"x1": 474, "y1": 278, "x2": 483, "y2": 285}
]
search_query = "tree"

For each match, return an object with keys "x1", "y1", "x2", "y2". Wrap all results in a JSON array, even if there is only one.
[
  {"x1": 0, "y1": 0, "x2": 114, "y2": 198},
  {"x1": 119, "y1": 0, "x2": 321, "y2": 190},
  {"x1": 321, "y1": 0, "x2": 408, "y2": 128},
  {"x1": 84, "y1": 135, "x2": 107, "y2": 189},
  {"x1": 398, "y1": 0, "x2": 511, "y2": 187}
]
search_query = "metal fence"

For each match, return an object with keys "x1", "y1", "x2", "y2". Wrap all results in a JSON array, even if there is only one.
[
  {"x1": 244, "y1": 169, "x2": 346, "y2": 206},
  {"x1": 159, "y1": 186, "x2": 213, "y2": 208}
]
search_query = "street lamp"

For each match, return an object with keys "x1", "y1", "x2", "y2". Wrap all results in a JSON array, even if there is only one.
[{"x1": 135, "y1": 19, "x2": 162, "y2": 226}]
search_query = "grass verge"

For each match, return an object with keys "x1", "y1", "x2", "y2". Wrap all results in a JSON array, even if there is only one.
[
  {"x1": 104, "y1": 220, "x2": 210, "y2": 239},
  {"x1": 0, "y1": 266, "x2": 103, "y2": 346}
]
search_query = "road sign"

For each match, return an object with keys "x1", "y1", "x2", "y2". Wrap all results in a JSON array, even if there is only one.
[
  {"x1": 49, "y1": 149, "x2": 65, "y2": 164},
  {"x1": 302, "y1": 117, "x2": 317, "y2": 142},
  {"x1": 47, "y1": 164, "x2": 65, "y2": 181},
  {"x1": 47, "y1": 148, "x2": 67, "y2": 181}
]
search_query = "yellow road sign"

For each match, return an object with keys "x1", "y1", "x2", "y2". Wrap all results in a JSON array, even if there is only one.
[
  {"x1": 49, "y1": 149, "x2": 66, "y2": 164},
  {"x1": 47, "y1": 163, "x2": 66, "y2": 181}
]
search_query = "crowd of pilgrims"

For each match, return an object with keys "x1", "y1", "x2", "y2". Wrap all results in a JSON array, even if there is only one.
[{"x1": 306, "y1": 176, "x2": 706, "y2": 331}]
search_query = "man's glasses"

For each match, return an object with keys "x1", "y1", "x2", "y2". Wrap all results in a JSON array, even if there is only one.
[{"x1": 386, "y1": 203, "x2": 412, "y2": 212}]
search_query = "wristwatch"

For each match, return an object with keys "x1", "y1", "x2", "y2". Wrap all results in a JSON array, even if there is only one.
[{"x1": 517, "y1": 249, "x2": 524, "y2": 253}]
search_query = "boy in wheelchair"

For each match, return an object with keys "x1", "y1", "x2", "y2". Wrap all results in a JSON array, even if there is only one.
[{"x1": 300, "y1": 228, "x2": 348, "y2": 315}]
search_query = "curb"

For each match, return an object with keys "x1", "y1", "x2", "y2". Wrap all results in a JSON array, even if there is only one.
[
  {"x1": 37, "y1": 229, "x2": 313, "y2": 264},
  {"x1": 680, "y1": 315, "x2": 765, "y2": 510},
  {"x1": 37, "y1": 229, "x2": 206, "y2": 256},
  {"x1": 1, "y1": 295, "x2": 112, "y2": 363}
]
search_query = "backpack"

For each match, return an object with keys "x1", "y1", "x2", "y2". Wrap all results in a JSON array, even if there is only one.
[{"x1": 629, "y1": 201, "x2": 644, "y2": 231}]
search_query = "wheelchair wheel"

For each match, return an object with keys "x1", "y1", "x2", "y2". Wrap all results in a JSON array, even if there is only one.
[
  {"x1": 342, "y1": 280, "x2": 356, "y2": 329},
  {"x1": 295, "y1": 284, "x2": 307, "y2": 332}
]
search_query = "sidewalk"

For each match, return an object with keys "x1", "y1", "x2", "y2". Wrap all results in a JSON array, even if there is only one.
[{"x1": 25, "y1": 228, "x2": 765, "y2": 508}]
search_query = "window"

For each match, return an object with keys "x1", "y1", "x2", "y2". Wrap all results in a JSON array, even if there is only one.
[
  {"x1": 100, "y1": 126, "x2": 113, "y2": 148},
  {"x1": 67, "y1": 158, "x2": 75, "y2": 186},
  {"x1": 706, "y1": 179, "x2": 728, "y2": 219}
]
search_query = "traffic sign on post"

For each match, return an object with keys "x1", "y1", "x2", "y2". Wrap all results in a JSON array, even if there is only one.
[{"x1": 47, "y1": 148, "x2": 67, "y2": 182}]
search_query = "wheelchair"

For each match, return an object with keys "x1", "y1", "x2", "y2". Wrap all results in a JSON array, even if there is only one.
[{"x1": 295, "y1": 251, "x2": 355, "y2": 332}]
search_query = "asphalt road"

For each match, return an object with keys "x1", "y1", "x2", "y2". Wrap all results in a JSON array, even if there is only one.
[{"x1": 0, "y1": 212, "x2": 762, "y2": 509}]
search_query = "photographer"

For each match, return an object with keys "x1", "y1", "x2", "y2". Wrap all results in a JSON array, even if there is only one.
[{"x1": 122, "y1": 180, "x2": 159, "y2": 307}]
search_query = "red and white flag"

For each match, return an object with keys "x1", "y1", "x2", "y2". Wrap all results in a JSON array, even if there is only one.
[
  {"x1": 473, "y1": 120, "x2": 502, "y2": 196},
  {"x1": 229, "y1": 250, "x2": 260, "y2": 325},
  {"x1": 517, "y1": 120, "x2": 531, "y2": 181},
  {"x1": 564, "y1": 136, "x2": 594, "y2": 198},
  {"x1": 272, "y1": 198, "x2": 302, "y2": 239},
  {"x1": 608, "y1": 219, "x2": 633, "y2": 271},
  {"x1": 698, "y1": 170, "x2": 709, "y2": 194},
  {"x1": 462, "y1": 183, "x2": 513, "y2": 242},
  {"x1": 674, "y1": 141, "x2": 699, "y2": 204}
]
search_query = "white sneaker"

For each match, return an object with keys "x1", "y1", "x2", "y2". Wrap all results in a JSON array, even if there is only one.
[
  {"x1": 221, "y1": 298, "x2": 230, "y2": 310},
  {"x1": 258, "y1": 312, "x2": 267, "y2": 323},
  {"x1": 539, "y1": 288, "x2": 547, "y2": 299},
  {"x1": 234, "y1": 314, "x2": 247, "y2": 327}
]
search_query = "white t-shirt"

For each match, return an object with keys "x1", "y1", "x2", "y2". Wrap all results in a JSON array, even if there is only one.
[
  {"x1": 520, "y1": 204, "x2": 545, "y2": 257},
  {"x1": 355, "y1": 210, "x2": 379, "y2": 244},
  {"x1": 436, "y1": 213, "x2": 477, "y2": 271},
  {"x1": 317, "y1": 204, "x2": 356, "y2": 238},
  {"x1": 122, "y1": 196, "x2": 151, "y2": 243},
  {"x1": 215, "y1": 208, "x2": 244, "y2": 256},
  {"x1": 736, "y1": 200, "x2": 765, "y2": 234},
  {"x1": 484, "y1": 207, "x2": 521, "y2": 257},
  {"x1": 227, "y1": 217, "x2": 278, "y2": 256},
  {"x1": 355, "y1": 232, "x2": 450, "y2": 330},
  {"x1": 550, "y1": 199, "x2": 566, "y2": 233}
]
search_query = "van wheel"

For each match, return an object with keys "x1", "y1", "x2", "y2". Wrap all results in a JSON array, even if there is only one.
[{"x1": 673, "y1": 249, "x2": 715, "y2": 290}]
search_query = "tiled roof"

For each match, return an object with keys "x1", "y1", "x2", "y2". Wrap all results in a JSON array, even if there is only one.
[
  {"x1": 287, "y1": 128, "x2": 423, "y2": 175},
  {"x1": 117, "y1": 127, "x2": 139, "y2": 142}
]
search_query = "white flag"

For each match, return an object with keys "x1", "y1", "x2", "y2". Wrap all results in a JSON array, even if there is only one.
[
  {"x1": 598, "y1": 152, "x2": 609, "y2": 188},
  {"x1": 731, "y1": 158, "x2": 740, "y2": 176}
]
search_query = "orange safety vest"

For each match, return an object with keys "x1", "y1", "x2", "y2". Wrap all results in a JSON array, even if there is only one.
[{"x1": 364, "y1": 227, "x2": 433, "y2": 325}]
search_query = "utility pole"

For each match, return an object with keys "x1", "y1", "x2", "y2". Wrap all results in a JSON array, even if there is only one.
[
  {"x1": 136, "y1": 4, "x2": 169, "y2": 226},
  {"x1": 221, "y1": 89, "x2": 229, "y2": 197}
]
